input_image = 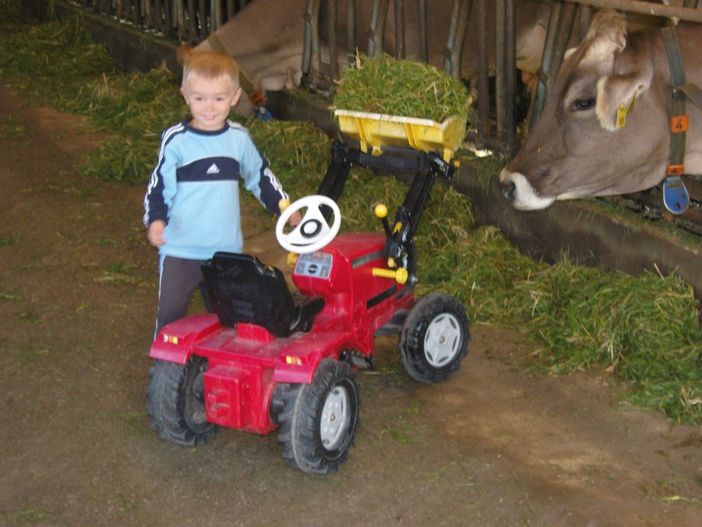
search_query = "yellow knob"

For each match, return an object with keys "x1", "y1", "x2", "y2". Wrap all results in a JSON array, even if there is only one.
[
  {"x1": 278, "y1": 198, "x2": 290, "y2": 212},
  {"x1": 372, "y1": 267, "x2": 409, "y2": 285},
  {"x1": 374, "y1": 203, "x2": 388, "y2": 219}
]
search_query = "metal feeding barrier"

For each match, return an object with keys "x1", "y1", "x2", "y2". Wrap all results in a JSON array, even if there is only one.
[
  {"x1": 74, "y1": 0, "x2": 251, "y2": 42},
  {"x1": 66, "y1": 0, "x2": 702, "y2": 235}
]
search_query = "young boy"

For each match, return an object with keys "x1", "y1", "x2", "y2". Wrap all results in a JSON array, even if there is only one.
[{"x1": 143, "y1": 50, "x2": 295, "y2": 336}]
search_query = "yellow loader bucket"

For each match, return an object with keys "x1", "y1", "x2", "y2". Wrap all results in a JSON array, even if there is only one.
[{"x1": 334, "y1": 109, "x2": 466, "y2": 162}]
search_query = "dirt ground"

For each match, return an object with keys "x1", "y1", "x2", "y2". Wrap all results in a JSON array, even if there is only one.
[{"x1": 1, "y1": 82, "x2": 701, "y2": 527}]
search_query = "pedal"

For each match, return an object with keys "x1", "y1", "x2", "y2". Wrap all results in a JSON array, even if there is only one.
[
  {"x1": 374, "y1": 309, "x2": 409, "y2": 336},
  {"x1": 341, "y1": 350, "x2": 375, "y2": 369}
]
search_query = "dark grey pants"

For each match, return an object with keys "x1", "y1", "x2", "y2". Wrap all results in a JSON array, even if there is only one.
[{"x1": 154, "y1": 255, "x2": 208, "y2": 338}]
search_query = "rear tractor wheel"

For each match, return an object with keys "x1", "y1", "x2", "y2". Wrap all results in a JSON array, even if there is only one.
[
  {"x1": 275, "y1": 359, "x2": 360, "y2": 474},
  {"x1": 146, "y1": 356, "x2": 216, "y2": 446}
]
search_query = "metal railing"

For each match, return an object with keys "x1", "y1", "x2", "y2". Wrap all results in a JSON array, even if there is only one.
[{"x1": 76, "y1": 0, "x2": 249, "y2": 41}]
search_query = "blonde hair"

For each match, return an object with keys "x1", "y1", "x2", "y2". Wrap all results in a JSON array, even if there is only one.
[{"x1": 181, "y1": 50, "x2": 240, "y2": 92}]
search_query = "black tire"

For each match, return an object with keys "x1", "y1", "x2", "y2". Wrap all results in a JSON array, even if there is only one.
[
  {"x1": 399, "y1": 292, "x2": 469, "y2": 383},
  {"x1": 276, "y1": 359, "x2": 360, "y2": 474},
  {"x1": 146, "y1": 357, "x2": 216, "y2": 447}
]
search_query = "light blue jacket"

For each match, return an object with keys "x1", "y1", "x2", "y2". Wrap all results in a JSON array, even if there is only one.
[{"x1": 143, "y1": 120, "x2": 288, "y2": 260}]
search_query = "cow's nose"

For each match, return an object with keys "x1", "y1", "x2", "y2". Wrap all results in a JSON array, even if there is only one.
[{"x1": 500, "y1": 180, "x2": 516, "y2": 202}]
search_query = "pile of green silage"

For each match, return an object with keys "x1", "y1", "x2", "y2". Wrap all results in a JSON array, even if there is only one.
[
  {"x1": 0, "y1": 15, "x2": 184, "y2": 182},
  {"x1": 514, "y1": 262, "x2": 702, "y2": 422},
  {"x1": 1, "y1": 15, "x2": 700, "y2": 424},
  {"x1": 77, "y1": 69, "x2": 186, "y2": 181}
]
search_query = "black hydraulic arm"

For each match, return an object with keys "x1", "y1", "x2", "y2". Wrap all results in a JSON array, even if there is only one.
[
  {"x1": 316, "y1": 141, "x2": 353, "y2": 202},
  {"x1": 316, "y1": 140, "x2": 455, "y2": 273},
  {"x1": 384, "y1": 151, "x2": 453, "y2": 272}
]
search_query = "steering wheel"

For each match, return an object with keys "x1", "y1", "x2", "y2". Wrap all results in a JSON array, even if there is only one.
[{"x1": 275, "y1": 195, "x2": 341, "y2": 254}]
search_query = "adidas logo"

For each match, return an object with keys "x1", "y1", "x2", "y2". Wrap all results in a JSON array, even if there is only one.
[{"x1": 206, "y1": 163, "x2": 220, "y2": 175}]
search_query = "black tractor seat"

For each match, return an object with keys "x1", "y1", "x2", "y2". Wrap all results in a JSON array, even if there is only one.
[{"x1": 201, "y1": 252, "x2": 324, "y2": 338}]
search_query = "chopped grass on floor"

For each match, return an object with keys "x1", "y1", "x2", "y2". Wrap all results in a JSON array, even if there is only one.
[
  {"x1": 1, "y1": 115, "x2": 27, "y2": 138},
  {"x1": 1, "y1": 16, "x2": 700, "y2": 424},
  {"x1": 385, "y1": 425, "x2": 419, "y2": 444},
  {"x1": 0, "y1": 17, "x2": 116, "y2": 106},
  {"x1": 521, "y1": 265, "x2": 702, "y2": 422},
  {"x1": 77, "y1": 69, "x2": 187, "y2": 182},
  {"x1": 18, "y1": 308, "x2": 41, "y2": 324},
  {"x1": 0, "y1": 291, "x2": 19, "y2": 301},
  {"x1": 1, "y1": 508, "x2": 54, "y2": 526},
  {"x1": 0, "y1": 237, "x2": 20, "y2": 246},
  {"x1": 0, "y1": 15, "x2": 184, "y2": 182},
  {"x1": 95, "y1": 263, "x2": 142, "y2": 285}
]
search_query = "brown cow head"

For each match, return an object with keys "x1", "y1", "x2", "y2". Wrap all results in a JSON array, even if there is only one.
[{"x1": 499, "y1": 10, "x2": 671, "y2": 210}]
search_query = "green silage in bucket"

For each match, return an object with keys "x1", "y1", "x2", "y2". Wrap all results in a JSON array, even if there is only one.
[{"x1": 332, "y1": 53, "x2": 471, "y2": 124}]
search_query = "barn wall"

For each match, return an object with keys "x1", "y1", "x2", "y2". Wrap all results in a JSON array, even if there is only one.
[{"x1": 57, "y1": 3, "x2": 180, "y2": 74}]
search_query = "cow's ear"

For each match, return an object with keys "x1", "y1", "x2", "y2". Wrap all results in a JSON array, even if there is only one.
[
  {"x1": 176, "y1": 45, "x2": 194, "y2": 66},
  {"x1": 581, "y1": 10, "x2": 628, "y2": 67},
  {"x1": 595, "y1": 68, "x2": 652, "y2": 131}
]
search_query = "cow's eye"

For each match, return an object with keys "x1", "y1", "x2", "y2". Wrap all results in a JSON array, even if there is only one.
[{"x1": 571, "y1": 97, "x2": 596, "y2": 112}]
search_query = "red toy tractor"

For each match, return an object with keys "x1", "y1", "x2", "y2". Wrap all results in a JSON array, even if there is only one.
[{"x1": 146, "y1": 130, "x2": 470, "y2": 474}]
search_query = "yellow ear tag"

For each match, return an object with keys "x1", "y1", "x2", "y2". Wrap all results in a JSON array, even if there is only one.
[{"x1": 615, "y1": 94, "x2": 637, "y2": 129}]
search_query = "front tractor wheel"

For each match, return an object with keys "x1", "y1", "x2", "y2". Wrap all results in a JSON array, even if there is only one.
[
  {"x1": 276, "y1": 359, "x2": 360, "y2": 474},
  {"x1": 146, "y1": 356, "x2": 216, "y2": 447},
  {"x1": 400, "y1": 293, "x2": 469, "y2": 383}
]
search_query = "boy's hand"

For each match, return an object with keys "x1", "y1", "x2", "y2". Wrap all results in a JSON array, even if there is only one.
[
  {"x1": 289, "y1": 211, "x2": 302, "y2": 226},
  {"x1": 278, "y1": 197, "x2": 302, "y2": 226},
  {"x1": 147, "y1": 220, "x2": 166, "y2": 247}
]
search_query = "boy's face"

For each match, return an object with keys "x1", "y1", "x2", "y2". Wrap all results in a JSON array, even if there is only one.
[{"x1": 181, "y1": 73, "x2": 242, "y2": 131}]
